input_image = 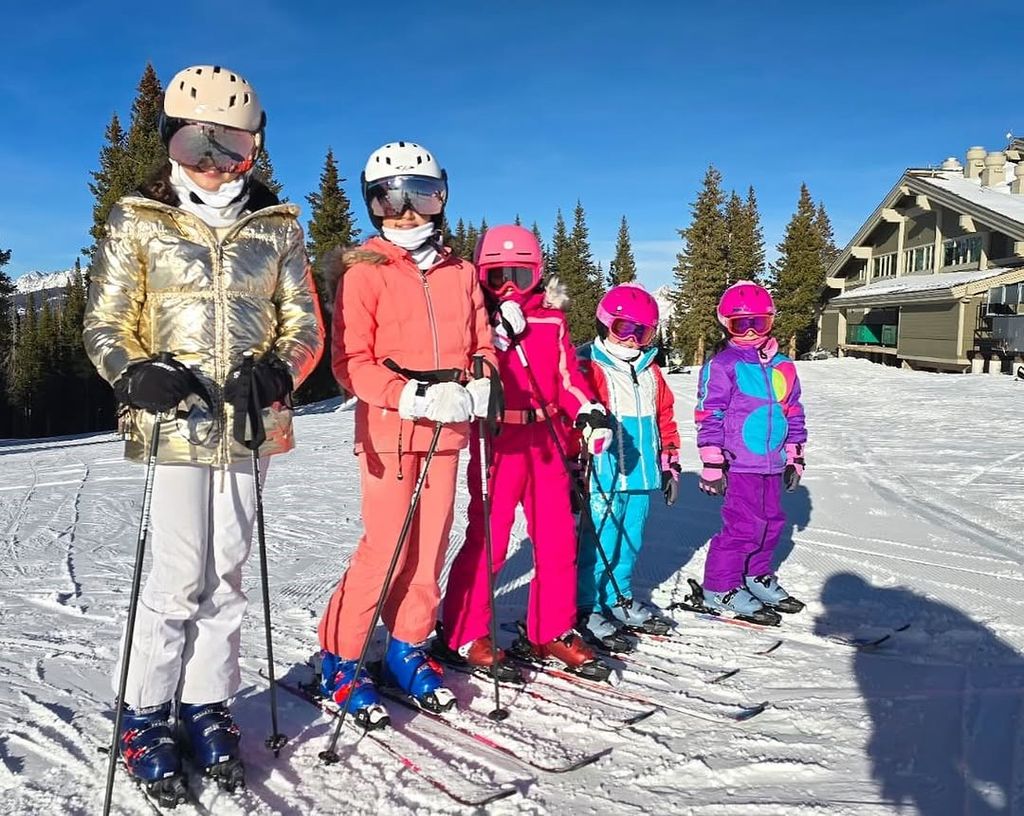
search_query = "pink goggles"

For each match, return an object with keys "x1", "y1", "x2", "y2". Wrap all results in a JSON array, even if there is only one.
[
  {"x1": 609, "y1": 317, "x2": 656, "y2": 346},
  {"x1": 725, "y1": 314, "x2": 774, "y2": 336}
]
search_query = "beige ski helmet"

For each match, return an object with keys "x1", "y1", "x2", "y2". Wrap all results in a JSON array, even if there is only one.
[{"x1": 162, "y1": 65, "x2": 265, "y2": 133}]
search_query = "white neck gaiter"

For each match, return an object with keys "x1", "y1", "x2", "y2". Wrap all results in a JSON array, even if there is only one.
[
  {"x1": 382, "y1": 223, "x2": 439, "y2": 270},
  {"x1": 169, "y1": 160, "x2": 250, "y2": 228},
  {"x1": 601, "y1": 336, "x2": 642, "y2": 362}
]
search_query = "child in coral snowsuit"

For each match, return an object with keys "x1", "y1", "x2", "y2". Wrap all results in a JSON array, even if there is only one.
[
  {"x1": 316, "y1": 142, "x2": 495, "y2": 722},
  {"x1": 575, "y1": 284, "x2": 681, "y2": 650},
  {"x1": 695, "y1": 281, "x2": 807, "y2": 624},
  {"x1": 440, "y1": 225, "x2": 613, "y2": 679}
]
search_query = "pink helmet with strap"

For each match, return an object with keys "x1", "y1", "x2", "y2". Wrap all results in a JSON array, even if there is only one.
[
  {"x1": 474, "y1": 225, "x2": 543, "y2": 300},
  {"x1": 717, "y1": 281, "x2": 776, "y2": 338},
  {"x1": 597, "y1": 283, "x2": 660, "y2": 346}
]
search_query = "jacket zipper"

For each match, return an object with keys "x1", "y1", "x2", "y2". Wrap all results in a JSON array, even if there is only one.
[
  {"x1": 760, "y1": 358, "x2": 774, "y2": 472},
  {"x1": 628, "y1": 363, "x2": 647, "y2": 490},
  {"x1": 420, "y1": 270, "x2": 441, "y2": 369}
]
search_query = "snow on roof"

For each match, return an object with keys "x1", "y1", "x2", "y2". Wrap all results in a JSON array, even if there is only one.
[
  {"x1": 832, "y1": 267, "x2": 1012, "y2": 303},
  {"x1": 912, "y1": 163, "x2": 1024, "y2": 229}
]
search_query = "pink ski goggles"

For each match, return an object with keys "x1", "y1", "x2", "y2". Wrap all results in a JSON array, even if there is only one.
[
  {"x1": 484, "y1": 265, "x2": 538, "y2": 297},
  {"x1": 609, "y1": 317, "x2": 656, "y2": 346},
  {"x1": 724, "y1": 314, "x2": 774, "y2": 336}
]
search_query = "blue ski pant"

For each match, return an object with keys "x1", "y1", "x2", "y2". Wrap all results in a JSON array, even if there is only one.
[{"x1": 577, "y1": 489, "x2": 652, "y2": 610}]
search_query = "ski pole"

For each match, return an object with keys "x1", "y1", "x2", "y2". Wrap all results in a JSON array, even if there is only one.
[
  {"x1": 472, "y1": 355, "x2": 509, "y2": 722},
  {"x1": 236, "y1": 352, "x2": 288, "y2": 755},
  {"x1": 512, "y1": 342, "x2": 631, "y2": 608},
  {"x1": 103, "y1": 408, "x2": 163, "y2": 816},
  {"x1": 320, "y1": 421, "x2": 445, "y2": 764}
]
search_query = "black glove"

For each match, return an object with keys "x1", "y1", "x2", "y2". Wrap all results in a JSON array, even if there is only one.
[
  {"x1": 661, "y1": 461, "x2": 681, "y2": 506},
  {"x1": 113, "y1": 355, "x2": 198, "y2": 413},
  {"x1": 224, "y1": 353, "x2": 293, "y2": 410}
]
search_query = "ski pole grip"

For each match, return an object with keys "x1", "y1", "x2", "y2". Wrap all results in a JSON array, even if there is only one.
[{"x1": 472, "y1": 354, "x2": 485, "y2": 381}]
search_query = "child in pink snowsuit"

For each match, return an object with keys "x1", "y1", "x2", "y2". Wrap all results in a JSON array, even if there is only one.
[{"x1": 440, "y1": 225, "x2": 613, "y2": 678}]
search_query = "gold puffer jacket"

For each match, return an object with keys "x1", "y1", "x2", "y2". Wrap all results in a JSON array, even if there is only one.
[{"x1": 83, "y1": 187, "x2": 324, "y2": 466}]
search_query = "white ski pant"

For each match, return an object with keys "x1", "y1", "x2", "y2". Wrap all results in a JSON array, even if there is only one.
[{"x1": 115, "y1": 459, "x2": 266, "y2": 709}]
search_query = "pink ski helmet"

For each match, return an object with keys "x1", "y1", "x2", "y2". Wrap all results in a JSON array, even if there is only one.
[
  {"x1": 474, "y1": 225, "x2": 543, "y2": 300},
  {"x1": 716, "y1": 281, "x2": 776, "y2": 338},
  {"x1": 597, "y1": 283, "x2": 660, "y2": 346}
]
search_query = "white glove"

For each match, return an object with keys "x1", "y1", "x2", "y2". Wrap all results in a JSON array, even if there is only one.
[
  {"x1": 465, "y1": 378, "x2": 492, "y2": 419},
  {"x1": 575, "y1": 402, "x2": 613, "y2": 456},
  {"x1": 398, "y1": 379, "x2": 430, "y2": 420},
  {"x1": 493, "y1": 300, "x2": 526, "y2": 352},
  {"x1": 424, "y1": 382, "x2": 474, "y2": 424}
]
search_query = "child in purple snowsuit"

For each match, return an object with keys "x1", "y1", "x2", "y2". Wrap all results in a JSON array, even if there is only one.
[{"x1": 694, "y1": 281, "x2": 807, "y2": 624}]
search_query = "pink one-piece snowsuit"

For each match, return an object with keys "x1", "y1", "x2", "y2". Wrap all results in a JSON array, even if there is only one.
[{"x1": 442, "y1": 282, "x2": 596, "y2": 647}]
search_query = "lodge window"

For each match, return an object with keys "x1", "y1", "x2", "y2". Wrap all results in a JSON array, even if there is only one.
[
  {"x1": 902, "y1": 244, "x2": 935, "y2": 273},
  {"x1": 942, "y1": 235, "x2": 982, "y2": 267},
  {"x1": 871, "y1": 252, "x2": 897, "y2": 279}
]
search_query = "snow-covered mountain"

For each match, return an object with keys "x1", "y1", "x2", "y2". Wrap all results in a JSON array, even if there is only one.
[
  {"x1": 12, "y1": 268, "x2": 80, "y2": 313},
  {"x1": 652, "y1": 284, "x2": 674, "y2": 328}
]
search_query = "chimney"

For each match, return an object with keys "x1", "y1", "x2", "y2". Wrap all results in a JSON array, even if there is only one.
[
  {"x1": 941, "y1": 156, "x2": 963, "y2": 171},
  {"x1": 982, "y1": 151, "x2": 1007, "y2": 187},
  {"x1": 1013, "y1": 162, "x2": 1024, "y2": 195},
  {"x1": 965, "y1": 146, "x2": 987, "y2": 179}
]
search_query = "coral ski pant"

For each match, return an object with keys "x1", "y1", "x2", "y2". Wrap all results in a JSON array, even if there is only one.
[
  {"x1": 319, "y1": 450, "x2": 459, "y2": 659},
  {"x1": 443, "y1": 423, "x2": 578, "y2": 648},
  {"x1": 116, "y1": 459, "x2": 265, "y2": 709},
  {"x1": 577, "y1": 489, "x2": 652, "y2": 610},
  {"x1": 703, "y1": 471, "x2": 786, "y2": 592}
]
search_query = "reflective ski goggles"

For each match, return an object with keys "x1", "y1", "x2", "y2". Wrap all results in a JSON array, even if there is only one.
[
  {"x1": 724, "y1": 314, "x2": 774, "y2": 336},
  {"x1": 365, "y1": 175, "x2": 447, "y2": 218},
  {"x1": 167, "y1": 121, "x2": 259, "y2": 174},
  {"x1": 484, "y1": 265, "x2": 537, "y2": 296},
  {"x1": 609, "y1": 317, "x2": 657, "y2": 346}
]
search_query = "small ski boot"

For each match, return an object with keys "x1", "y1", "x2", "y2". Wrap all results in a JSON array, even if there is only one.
[
  {"x1": 318, "y1": 650, "x2": 390, "y2": 730},
  {"x1": 703, "y1": 586, "x2": 781, "y2": 626},
  {"x1": 177, "y1": 701, "x2": 245, "y2": 793},
  {"x1": 607, "y1": 598, "x2": 674, "y2": 636},
  {"x1": 383, "y1": 637, "x2": 457, "y2": 713},
  {"x1": 745, "y1": 573, "x2": 805, "y2": 614},
  {"x1": 431, "y1": 623, "x2": 523, "y2": 682},
  {"x1": 512, "y1": 622, "x2": 612, "y2": 681},
  {"x1": 118, "y1": 701, "x2": 188, "y2": 808},
  {"x1": 577, "y1": 608, "x2": 636, "y2": 653}
]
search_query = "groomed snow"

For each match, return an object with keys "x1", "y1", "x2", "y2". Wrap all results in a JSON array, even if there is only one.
[{"x1": 0, "y1": 358, "x2": 1021, "y2": 815}]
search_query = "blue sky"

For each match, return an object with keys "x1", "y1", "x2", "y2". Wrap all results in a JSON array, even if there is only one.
[{"x1": 0, "y1": 1, "x2": 1017, "y2": 289}]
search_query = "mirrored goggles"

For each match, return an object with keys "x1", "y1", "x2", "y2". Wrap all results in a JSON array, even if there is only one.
[
  {"x1": 725, "y1": 314, "x2": 774, "y2": 336},
  {"x1": 167, "y1": 121, "x2": 258, "y2": 174},
  {"x1": 609, "y1": 317, "x2": 656, "y2": 346},
  {"x1": 365, "y1": 175, "x2": 447, "y2": 217},
  {"x1": 485, "y1": 265, "x2": 537, "y2": 296}
]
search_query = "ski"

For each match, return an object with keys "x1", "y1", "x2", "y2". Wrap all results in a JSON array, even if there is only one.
[
  {"x1": 375, "y1": 684, "x2": 612, "y2": 773},
  {"x1": 274, "y1": 677, "x2": 519, "y2": 807},
  {"x1": 829, "y1": 623, "x2": 912, "y2": 650},
  {"x1": 507, "y1": 653, "x2": 768, "y2": 724},
  {"x1": 440, "y1": 657, "x2": 658, "y2": 728}
]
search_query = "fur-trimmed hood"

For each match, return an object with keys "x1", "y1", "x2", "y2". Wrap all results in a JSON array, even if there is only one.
[
  {"x1": 318, "y1": 242, "x2": 393, "y2": 315},
  {"x1": 541, "y1": 276, "x2": 569, "y2": 311}
]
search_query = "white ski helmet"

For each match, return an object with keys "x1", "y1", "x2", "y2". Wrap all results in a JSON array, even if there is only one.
[
  {"x1": 162, "y1": 65, "x2": 265, "y2": 132},
  {"x1": 361, "y1": 141, "x2": 448, "y2": 229}
]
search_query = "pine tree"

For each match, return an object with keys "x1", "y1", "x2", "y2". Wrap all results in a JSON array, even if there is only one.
[
  {"x1": 772, "y1": 184, "x2": 826, "y2": 357},
  {"x1": 746, "y1": 187, "x2": 768, "y2": 287},
  {"x1": 451, "y1": 219, "x2": 467, "y2": 259},
  {"x1": 296, "y1": 148, "x2": 361, "y2": 404},
  {"x1": 9, "y1": 293, "x2": 42, "y2": 429},
  {"x1": 531, "y1": 221, "x2": 547, "y2": 268},
  {"x1": 725, "y1": 187, "x2": 765, "y2": 286},
  {"x1": 672, "y1": 165, "x2": 729, "y2": 364},
  {"x1": 609, "y1": 215, "x2": 637, "y2": 286},
  {"x1": 86, "y1": 113, "x2": 128, "y2": 253},
  {"x1": 558, "y1": 202, "x2": 604, "y2": 342},
  {"x1": 514, "y1": 213, "x2": 522, "y2": 226},
  {"x1": 814, "y1": 201, "x2": 840, "y2": 272},
  {"x1": 0, "y1": 244, "x2": 13, "y2": 435},
  {"x1": 463, "y1": 222, "x2": 480, "y2": 261},
  {"x1": 254, "y1": 149, "x2": 285, "y2": 199}
]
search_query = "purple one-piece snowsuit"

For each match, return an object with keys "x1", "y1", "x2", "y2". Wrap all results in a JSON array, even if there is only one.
[{"x1": 695, "y1": 340, "x2": 807, "y2": 592}]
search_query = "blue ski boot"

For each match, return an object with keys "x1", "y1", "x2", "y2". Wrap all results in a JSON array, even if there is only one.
[
  {"x1": 383, "y1": 638, "x2": 457, "y2": 713},
  {"x1": 745, "y1": 573, "x2": 805, "y2": 614},
  {"x1": 118, "y1": 701, "x2": 188, "y2": 807},
  {"x1": 318, "y1": 650, "x2": 390, "y2": 730},
  {"x1": 607, "y1": 598, "x2": 674, "y2": 636},
  {"x1": 177, "y1": 701, "x2": 245, "y2": 793},
  {"x1": 577, "y1": 608, "x2": 636, "y2": 653},
  {"x1": 703, "y1": 586, "x2": 781, "y2": 626}
]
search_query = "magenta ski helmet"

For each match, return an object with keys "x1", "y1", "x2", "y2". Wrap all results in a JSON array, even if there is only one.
[{"x1": 597, "y1": 283, "x2": 660, "y2": 346}]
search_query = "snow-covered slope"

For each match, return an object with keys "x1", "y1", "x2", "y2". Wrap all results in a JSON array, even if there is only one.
[{"x1": 0, "y1": 360, "x2": 1022, "y2": 814}]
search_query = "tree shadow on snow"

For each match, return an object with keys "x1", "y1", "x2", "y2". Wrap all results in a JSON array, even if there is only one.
[{"x1": 817, "y1": 572, "x2": 1024, "y2": 816}]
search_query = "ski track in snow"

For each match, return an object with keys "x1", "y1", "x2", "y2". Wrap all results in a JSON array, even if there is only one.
[{"x1": 0, "y1": 357, "x2": 1022, "y2": 814}]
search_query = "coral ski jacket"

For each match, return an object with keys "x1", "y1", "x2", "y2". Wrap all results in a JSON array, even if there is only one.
[
  {"x1": 331, "y1": 236, "x2": 496, "y2": 455},
  {"x1": 695, "y1": 340, "x2": 806, "y2": 475},
  {"x1": 495, "y1": 280, "x2": 595, "y2": 424},
  {"x1": 578, "y1": 338, "x2": 680, "y2": 493}
]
